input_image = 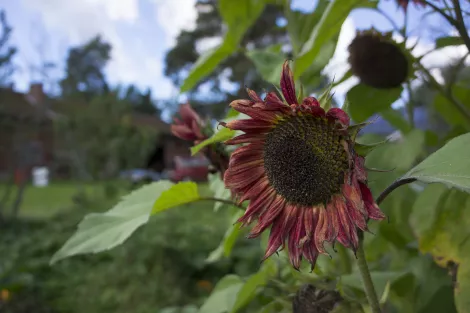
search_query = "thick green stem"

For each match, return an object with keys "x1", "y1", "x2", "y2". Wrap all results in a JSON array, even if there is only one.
[{"x1": 356, "y1": 233, "x2": 381, "y2": 313}]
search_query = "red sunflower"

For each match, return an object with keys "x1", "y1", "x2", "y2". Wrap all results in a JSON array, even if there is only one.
[{"x1": 221, "y1": 61, "x2": 386, "y2": 270}]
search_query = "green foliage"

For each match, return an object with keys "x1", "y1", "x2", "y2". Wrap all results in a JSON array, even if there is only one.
[
  {"x1": 246, "y1": 46, "x2": 285, "y2": 85},
  {"x1": 180, "y1": 0, "x2": 268, "y2": 92},
  {"x1": 294, "y1": 0, "x2": 378, "y2": 78},
  {"x1": 410, "y1": 186, "x2": 470, "y2": 313},
  {"x1": 51, "y1": 181, "x2": 173, "y2": 264},
  {"x1": 402, "y1": 133, "x2": 470, "y2": 192},
  {"x1": 347, "y1": 84, "x2": 404, "y2": 122},
  {"x1": 54, "y1": 92, "x2": 158, "y2": 180},
  {"x1": 208, "y1": 173, "x2": 231, "y2": 212},
  {"x1": 191, "y1": 128, "x2": 236, "y2": 156},
  {"x1": 152, "y1": 182, "x2": 200, "y2": 213},
  {"x1": 197, "y1": 275, "x2": 244, "y2": 313}
]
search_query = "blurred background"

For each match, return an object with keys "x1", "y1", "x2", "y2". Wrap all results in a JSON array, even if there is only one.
[{"x1": 1, "y1": 0, "x2": 469, "y2": 312}]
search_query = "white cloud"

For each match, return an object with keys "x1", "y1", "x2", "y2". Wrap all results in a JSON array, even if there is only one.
[
  {"x1": 322, "y1": 17, "x2": 359, "y2": 102},
  {"x1": 151, "y1": 0, "x2": 197, "y2": 47},
  {"x1": 195, "y1": 37, "x2": 223, "y2": 54},
  {"x1": 17, "y1": 0, "x2": 176, "y2": 98}
]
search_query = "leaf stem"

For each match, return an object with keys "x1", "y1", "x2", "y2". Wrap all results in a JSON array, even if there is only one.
[
  {"x1": 376, "y1": 177, "x2": 417, "y2": 205},
  {"x1": 356, "y1": 232, "x2": 381, "y2": 313},
  {"x1": 199, "y1": 197, "x2": 245, "y2": 210}
]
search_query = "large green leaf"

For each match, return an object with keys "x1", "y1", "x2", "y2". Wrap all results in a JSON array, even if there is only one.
[
  {"x1": 197, "y1": 275, "x2": 244, "y2": 313},
  {"x1": 433, "y1": 86, "x2": 470, "y2": 129},
  {"x1": 285, "y1": 0, "x2": 329, "y2": 56},
  {"x1": 180, "y1": 0, "x2": 267, "y2": 92},
  {"x1": 152, "y1": 182, "x2": 200, "y2": 213},
  {"x1": 410, "y1": 187, "x2": 470, "y2": 313},
  {"x1": 246, "y1": 48, "x2": 286, "y2": 85},
  {"x1": 402, "y1": 133, "x2": 470, "y2": 192},
  {"x1": 180, "y1": 40, "x2": 236, "y2": 93},
  {"x1": 340, "y1": 271, "x2": 409, "y2": 302},
  {"x1": 206, "y1": 211, "x2": 244, "y2": 263},
  {"x1": 294, "y1": 0, "x2": 378, "y2": 78},
  {"x1": 50, "y1": 181, "x2": 173, "y2": 264},
  {"x1": 209, "y1": 173, "x2": 231, "y2": 212},
  {"x1": 380, "y1": 108, "x2": 412, "y2": 134},
  {"x1": 230, "y1": 260, "x2": 277, "y2": 313},
  {"x1": 191, "y1": 127, "x2": 236, "y2": 156},
  {"x1": 347, "y1": 84, "x2": 403, "y2": 122}
]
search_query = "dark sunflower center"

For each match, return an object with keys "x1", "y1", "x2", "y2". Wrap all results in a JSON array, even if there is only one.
[{"x1": 263, "y1": 115, "x2": 349, "y2": 206}]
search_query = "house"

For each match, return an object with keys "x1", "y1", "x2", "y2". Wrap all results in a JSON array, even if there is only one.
[{"x1": 0, "y1": 83, "x2": 190, "y2": 182}]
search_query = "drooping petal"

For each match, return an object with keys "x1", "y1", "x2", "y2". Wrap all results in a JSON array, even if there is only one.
[
  {"x1": 263, "y1": 218, "x2": 284, "y2": 260},
  {"x1": 238, "y1": 185, "x2": 276, "y2": 225},
  {"x1": 225, "y1": 119, "x2": 274, "y2": 132},
  {"x1": 224, "y1": 165, "x2": 265, "y2": 190},
  {"x1": 280, "y1": 61, "x2": 298, "y2": 105},
  {"x1": 288, "y1": 208, "x2": 305, "y2": 269},
  {"x1": 225, "y1": 133, "x2": 266, "y2": 145},
  {"x1": 229, "y1": 102, "x2": 280, "y2": 122},
  {"x1": 359, "y1": 182, "x2": 386, "y2": 220},
  {"x1": 248, "y1": 196, "x2": 286, "y2": 238}
]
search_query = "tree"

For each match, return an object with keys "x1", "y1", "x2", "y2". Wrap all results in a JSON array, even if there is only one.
[
  {"x1": 0, "y1": 10, "x2": 17, "y2": 86},
  {"x1": 164, "y1": 0, "x2": 289, "y2": 118},
  {"x1": 60, "y1": 35, "x2": 111, "y2": 100},
  {"x1": 54, "y1": 92, "x2": 158, "y2": 180},
  {"x1": 122, "y1": 85, "x2": 160, "y2": 115}
]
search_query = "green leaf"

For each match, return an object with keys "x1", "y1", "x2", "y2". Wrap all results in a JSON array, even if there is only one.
[
  {"x1": 347, "y1": 84, "x2": 403, "y2": 122},
  {"x1": 180, "y1": 40, "x2": 235, "y2": 93},
  {"x1": 402, "y1": 133, "x2": 470, "y2": 192},
  {"x1": 340, "y1": 271, "x2": 409, "y2": 300},
  {"x1": 206, "y1": 211, "x2": 244, "y2": 263},
  {"x1": 294, "y1": 0, "x2": 378, "y2": 78},
  {"x1": 191, "y1": 127, "x2": 236, "y2": 156},
  {"x1": 435, "y1": 36, "x2": 464, "y2": 48},
  {"x1": 409, "y1": 184, "x2": 448, "y2": 239},
  {"x1": 230, "y1": 260, "x2": 276, "y2": 313},
  {"x1": 380, "y1": 108, "x2": 412, "y2": 134},
  {"x1": 285, "y1": 1, "x2": 329, "y2": 56},
  {"x1": 181, "y1": 0, "x2": 267, "y2": 92},
  {"x1": 246, "y1": 48, "x2": 286, "y2": 85},
  {"x1": 411, "y1": 188, "x2": 470, "y2": 313},
  {"x1": 433, "y1": 86, "x2": 470, "y2": 129},
  {"x1": 208, "y1": 173, "x2": 231, "y2": 212},
  {"x1": 197, "y1": 275, "x2": 244, "y2": 313},
  {"x1": 50, "y1": 181, "x2": 173, "y2": 264},
  {"x1": 152, "y1": 182, "x2": 200, "y2": 214}
]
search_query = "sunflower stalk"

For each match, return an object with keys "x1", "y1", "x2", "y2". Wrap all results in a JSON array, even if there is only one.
[
  {"x1": 356, "y1": 232, "x2": 382, "y2": 313},
  {"x1": 356, "y1": 177, "x2": 418, "y2": 313}
]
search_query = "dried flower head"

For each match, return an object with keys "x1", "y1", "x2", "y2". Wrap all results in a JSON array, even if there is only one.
[
  {"x1": 348, "y1": 29, "x2": 409, "y2": 89},
  {"x1": 222, "y1": 61, "x2": 386, "y2": 269}
]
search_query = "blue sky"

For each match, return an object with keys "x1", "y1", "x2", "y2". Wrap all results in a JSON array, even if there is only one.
[{"x1": 2, "y1": 0, "x2": 464, "y2": 109}]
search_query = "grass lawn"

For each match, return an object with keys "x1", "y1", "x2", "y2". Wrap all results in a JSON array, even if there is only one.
[
  {"x1": 1, "y1": 180, "x2": 211, "y2": 219},
  {"x1": 0, "y1": 181, "x2": 128, "y2": 219}
]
